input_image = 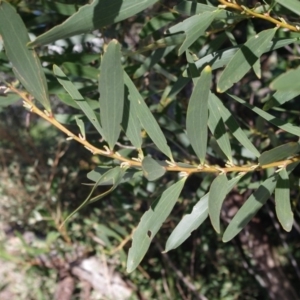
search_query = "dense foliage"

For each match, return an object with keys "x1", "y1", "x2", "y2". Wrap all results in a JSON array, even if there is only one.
[{"x1": 1, "y1": 0, "x2": 300, "y2": 298}]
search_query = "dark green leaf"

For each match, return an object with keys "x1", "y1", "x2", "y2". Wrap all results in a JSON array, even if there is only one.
[
  {"x1": 142, "y1": 157, "x2": 166, "y2": 181},
  {"x1": 186, "y1": 66, "x2": 212, "y2": 164},
  {"x1": 217, "y1": 28, "x2": 277, "y2": 92},
  {"x1": 275, "y1": 168, "x2": 293, "y2": 232},
  {"x1": 208, "y1": 93, "x2": 232, "y2": 162},
  {"x1": 223, "y1": 175, "x2": 277, "y2": 242},
  {"x1": 230, "y1": 94, "x2": 300, "y2": 136},
  {"x1": 53, "y1": 65, "x2": 104, "y2": 137},
  {"x1": 259, "y1": 142, "x2": 300, "y2": 165},
  {"x1": 0, "y1": 93, "x2": 20, "y2": 107},
  {"x1": 263, "y1": 90, "x2": 300, "y2": 110},
  {"x1": 124, "y1": 71, "x2": 173, "y2": 159},
  {"x1": 165, "y1": 193, "x2": 209, "y2": 252},
  {"x1": 99, "y1": 40, "x2": 124, "y2": 150},
  {"x1": 29, "y1": 0, "x2": 158, "y2": 47},
  {"x1": 127, "y1": 178, "x2": 186, "y2": 272},
  {"x1": 0, "y1": 1, "x2": 51, "y2": 111},
  {"x1": 168, "y1": 12, "x2": 215, "y2": 55}
]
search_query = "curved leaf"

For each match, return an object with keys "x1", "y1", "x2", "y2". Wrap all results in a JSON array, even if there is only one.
[
  {"x1": 99, "y1": 40, "x2": 124, "y2": 150},
  {"x1": 142, "y1": 157, "x2": 166, "y2": 181},
  {"x1": 209, "y1": 174, "x2": 243, "y2": 233},
  {"x1": 29, "y1": 0, "x2": 158, "y2": 47},
  {"x1": 53, "y1": 65, "x2": 104, "y2": 137},
  {"x1": 217, "y1": 28, "x2": 277, "y2": 93},
  {"x1": 165, "y1": 193, "x2": 209, "y2": 252},
  {"x1": 186, "y1": 66, "x2": 212, "y2": 164},
  {"x1": 223, "y1": 175, "x2": 277, "y2": 242},
  {"x1": 275, "y1": 168, "x2": 293, "y2": 232},
  {"x1": 127, "y1": 178, "x2": 186, "y2": 273},
  {"x1": 259, "y1": 142, "x2": 300, "y2": 165},
  {"x1": 276, "y1": 0, "x2": 300, "y2": 16},
  {"x1": 124, "y1": 71, "x2": 172, "y2": 159},
  {"x1": 0, "y1": 1, "x2": 51, "y2": 111}
]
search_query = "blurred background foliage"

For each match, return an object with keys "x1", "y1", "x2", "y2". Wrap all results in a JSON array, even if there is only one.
[{"x1": 1, "y1": 0, "x2": 300, "y2": 299}]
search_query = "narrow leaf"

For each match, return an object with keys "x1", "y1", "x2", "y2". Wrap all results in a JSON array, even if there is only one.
[
  {"x1": 63, "y1": 167, "x2": 125, "y2": 225},
  {"x1": 208, "y1": 94, "x2": 232, "y2": 162},
  {"x1": 208, "y1": 174, "x2": 228, "y2": 233},
  {"x1": 29, "y1": 0, "x2": 158, "y2": 47},
  {"x1": 263, "y1": 90, "x2": 300, "y2": 111},
  {"x1": 275, "y1": 168, "x2": 293, "y2": 232},
  {"x1": 165, "y1": 193, "x2": 209, "y2": 252},
  {"x1": 259, "y1": 142, "x2": 300, "y2": 165},
  {"x1": 211, "y1": 93, "x2": 260, "y2": 157},
  {"x1": 209, "y1": 174, "x2": 243, "y2": 233},
  {"x1": 182, "y1": 38, "x2": 298, "y2": 76},
  {"x1": 168, "y1": 12, "x2": 215, "y2": 55},
  {"x1": 124, "y1": 71, "x2": 173, "y2": 160},
  {"x1": 99, "y1": 40, "x2": 124, "y2": 150},
  {"x1": 142, "y1": 157, "x2": 166, "y2": 181},
  {"x1": 186, "y1": 66, "x2": 212, "y2": 164},
  {"x1": 270, "y1": 67, "x2": 300, "y2": 92},
  {"x1": 121, "y1": 86, "x2": 142, "y2": 149},
  {"x1": 223, "y1": 175, "x2": 277, "y2": 242},
  {"x1": 127, "y1": 178, "x2": 186, "y2": 272},
  {"x1": 53, "y1": 65, "x2": 104, "y2": 136},
  {"x1": 230, "y1": 94, "x2": 300, "y2": 136},
  {"x1": 276, "y1": 0, "x2": 300, "y2": 16},
  {"x1": 0, "y1": 1, "x2": 51, "y2": 111},
  {"x1": 218, "y1": 28, "x2": 277, "y2": 92}
]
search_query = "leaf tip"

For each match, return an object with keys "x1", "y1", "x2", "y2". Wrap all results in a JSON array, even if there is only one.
[{"x1": 204, "y1": 65, "x2": 212, "y2": 73}]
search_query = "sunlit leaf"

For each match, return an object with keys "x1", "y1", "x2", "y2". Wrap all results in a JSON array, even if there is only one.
[
  {"x1": 263, "y1": 90, "x2": 300, "y2": 111},
  {"x1": 53, "y1": 65, "x2": 104, "y2": 136},
  {"x1": 99, "y1": 40, "x2": 124, "y2": 150},
  {"x1": 208, "y1": 93, "x2": 232, "y2": 162},
  {"x1": 0, "y1": 1, "x2": 51, "y2": 112},
  {"x1": 230, "y1": 94, "x2": 300, "y2": 136},
  {"x1": 223, "y1": 175, "x2": 277, "y2": 242},
  {"x1": 142, "y1": 157, "x2": 166, "y2": 181},
  {"x1": 168, "y1": 11, "x2": 215, "y2": 55},
  {"x1": 186, "y1": 66, "x2": 212, "y2": 164},
  {"x1": 209, "y1": 174, "x2": 243, "y2": 233},
  {"x1": 276, "y1": 0, "x2": 300, "y2": 16},
  {"x1": 124, "y1": 71, "x2": 173, "y2": 160},
  {"x1": 182, "y1": 38, "x2": 296, "y2": 76},
  {"x1": 127, "y1": 178, "x2": 186, "y2": 272},
  {"x1": 165, "y1": 193, "x2": 209, "y2": 252},
  {"x1": 57, "y1": 93, "x2": 99, "y2": 110},
  {"x1": 259, "y1": 142, "x2": 300, "y2": 165},
  {"x1": 29, "y1": 0, "x2": 158, "y2": 47},
  {"x1": 217, "y1": 28, "x2": 277, "y2": 93},
  {"x1": 270, "y1": 67, "x2": 300, "y2": 92},
  {"x1": 275, "y1": 168, "x2": 293, "y2": 232}
]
